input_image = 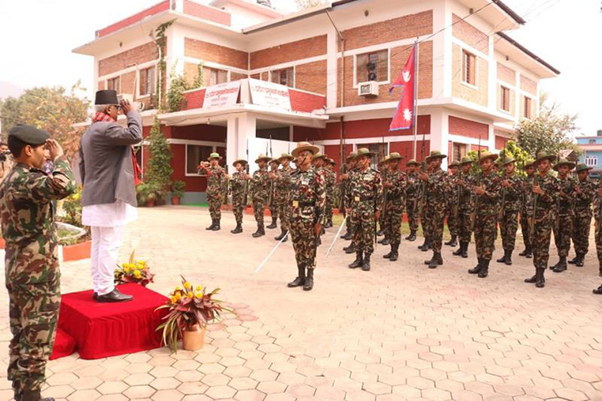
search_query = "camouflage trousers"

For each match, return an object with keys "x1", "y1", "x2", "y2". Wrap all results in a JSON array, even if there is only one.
[
  {"x1": 253, "y1": 201, "x2": 265, "y2": 226},
  {"x1": 421, "y1": 202, "x2": 432, "y2": 240},
  {"x1": 474, "y1": 213, "x2": 496, "y2": 261},
  {"x1": 7, "y1": 269, "x2": 61, "y2": 392},
  {"x1": 446, "y1": 206, "x2": 458, "y2": 236},
  {"x1": 269, "y1": 203, "x2": 278, "y2": 221},
  {"x1": 429, "y1": 203, "x2": 446, "y2": 253},
  {"x1": 351, "y1": 205, "x2": 376, "y2": 254},
  {"x1": 572, "y1": 210, "x2": 592, "y2": 255},
  {"x1": 499, "y1": 210, "x2": 519, "y2": 251},
  {"x1": 384, "y1": 203, "x2": 404, "y2": 245},
  {"x1": 406, "y1": 198, "x2": 420, "y2": 232},
  {"x1": 533, "y1": 212, "x2": 554, "y2": 269},
  {"x1": 553, "y1": 214, "x2": 573, "y2": 257},
  {"x1": 457, "y1": 210, "x2": 472, "y2": 244},
  {"x1": 276, "y1": 200, "x2": 290, "y2": 231},
  {"x1": 595, "y1": 217, "x2": 602, "y2": 266},
  {"x1": 379, "y1": 202, "x2": 386, "y2": 232},
  {"x1": 232, "y1": 199, "x2": 245, "y2": 225},
  {"x1": 290, "y1": 218, "x2": 318, "y2": 270},
  {"x1": 207, "y1": 195, "x2": 222, "y2": 221},
  {"x1": 519, "y1": 211, "x2": 531, "y2": 249},
  {"x1": 325, "y1": 193, "x2": 334, "y2": 223}
]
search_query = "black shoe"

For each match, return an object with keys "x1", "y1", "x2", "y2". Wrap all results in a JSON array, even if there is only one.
[
  {"x1": 96, "y1": 289, "x2": 133, "y2": 303},
  {"x1": 381, "y1": 238, "x2": 390, "y2": 246},
  {"x1": 324, "y1": 220, "x2": 333, "y2": 229},
  {"x1": 288, "y1": 266, "x2": 306, "y2": 288},
  {"x1": 420, "y1": 239, "x2": 431, "y2": 252},
  {"x1": 418, "y1": 239, "x2": 427, "y2": 249},
  {"x1": 22, "y1": 389, "x2": 55, "y2": 401},
  {"x1": 461, "y1": 243, "x2": 469, "y2": 258},
  {"x1": 13, "y1": 380, "x2": 21, "y2": 401},
  {"x1": 568, "y1": 255, "x2": 579, "y2": 264},
  {"x1": 303, "y1": 269, "x2": 314, "y2": 291},
  {"x1": 468, "y1": 259, "x2": 482, "y2": 274},
  {"x1": 344, "y1": 243, "x2": 356, "y2": 254},
  {"x1": 252, "y1": 226, "x2": 265, "y2": 238},
  {"x1": 377, "y1": 229, "x2": 384, "y2": 237},
  {"x1": 231, "y1": 224, "x2": 242, "y2": 234},
  {"x1": 525, "y1": 248, "x2": 533, "y2": 258},
  {"x1": 383, "y1": 246, "x2": 393, "y2": 259},
  {"x1": 343, "y1": 231, "x2": 353, "y2": 241},
  {"x1": 206, "y1": 220, "x2": 216, "y2": 230},
  {"x1": 362, "y1": 254, "x2": 371, "y2": 271},
  {"x1": 349, "y1": 252, "x2": 363, "y2": 269},
  {"x1": 445, "y1": 235, "x2": 457, "y2": 247},
  {"x1": 519, "y1": 247, "x2": 529, "y2": 256},
  {"x1": 536, "y1": 268, "x2": 546, "y2": 288},
  {"x1": 552, "y1": 256, "x2": 567, "y2": 273},
  {"x1": 453, "y1": 243, "x2": 463, "y2": 256},
  {"x1": 454, "y1": 242, "x2": 469, "y2": 258},
  {"x1": 576, "y1": 253, "x2": 585, "y2": 267},
  {"x1": 524, "y1": 272, "x2": 537, "y2": 283},
  {"x1": 212, "y1": 221, "x2": 220, "y2": 231},
  {"x1": 593, "y1": 285, "x2": 602, "y2": 295},
  {"x1": 504, "y1": 250, "x2": 513, "y2": 265},
  {"x1": 275, "y1": 230, "x2": 287, "y2": 241},
  {"x1": 496, "y1": 252, "x2": 507, "y2": 264},
  {"x1": 406, "y1": 230, "x2": 417, "y2": 241},
  {"x1": 478, "y1": 259, "x2": 490, "y2": 278},
  {"x1": 428, "y1": 252, "x2": 443, "y2": 269},
  {"x1": 390, "y1": 243, "x2": 399, "y2": 262},
  {"x1": 267, "y1": 219, "x2": 277, "y2": 229}
]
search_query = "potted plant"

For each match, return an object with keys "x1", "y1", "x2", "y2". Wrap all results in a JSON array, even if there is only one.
[
  {"x1": 171, "y1": 180, "x2": 186, "y2": 205},
  {"x1": 114, "y1": 251, "x2": 155, "y2": 287},
  {"x1": 157, "y1": 276, "x2": 234, "y2": 352},
  {"x1": 136, "y1": 182, "x2": 149, "y2": 206}
]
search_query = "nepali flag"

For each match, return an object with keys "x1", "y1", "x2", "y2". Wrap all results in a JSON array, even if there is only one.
[{"x1": 389, "y1": 45, "x2": 416, "y2": 131}]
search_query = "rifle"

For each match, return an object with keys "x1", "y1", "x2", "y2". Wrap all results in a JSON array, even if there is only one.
[
  {"x1": 470, "y1": 138, "x2": 482, "y2": 232},
  {"x1": 529, "y1": 173, "x2": 539, "y2": 240},
  {"x1": 243, "y1": 140, "x2": 250, "y2": 206},
  {"x1": 268, "y1": 135, "x2": 274, "y2": 207},
  {"x1": 338, "y1": 163, "x2": 348, "y2": 212},
  {"x1": 418, "y1": 129, "x2": 427, "y2": 215},
  {"x1": 381, "y1": 137, "x2": 388, "y2": 228}
]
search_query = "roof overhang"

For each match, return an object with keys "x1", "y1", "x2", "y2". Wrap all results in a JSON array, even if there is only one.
[
  {"x1": 495, "y1": 32, "x2": 560, "y2": 78},
  {"x1": 210, "y1": 0, "x2": 284, "y2": 18}
]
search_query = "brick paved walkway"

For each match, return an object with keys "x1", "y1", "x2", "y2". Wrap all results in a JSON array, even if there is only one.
[{"x1": 1, "y1": 206, "x2": 601, "y2": 401}]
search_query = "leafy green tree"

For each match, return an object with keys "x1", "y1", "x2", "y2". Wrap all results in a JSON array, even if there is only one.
[
  {"x1": 0, "y1": 82, "x2": 90, "y2": 157},
  {"x1": 145, "y1": 117, "x2": 173, "y2": 196}
]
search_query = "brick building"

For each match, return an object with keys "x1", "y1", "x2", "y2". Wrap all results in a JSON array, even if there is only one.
[{"x1": 74, "y1": 0, "x2": 559, "y2": 203}]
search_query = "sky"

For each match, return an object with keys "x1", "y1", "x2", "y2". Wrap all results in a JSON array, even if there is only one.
[{"x1": 0, "y1": 0, "x2": 600, "y2": 135}]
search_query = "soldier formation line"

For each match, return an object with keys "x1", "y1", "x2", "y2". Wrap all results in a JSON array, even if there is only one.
[{"x1": 201, "y1": 144, "x2": 602, "y2": 294}]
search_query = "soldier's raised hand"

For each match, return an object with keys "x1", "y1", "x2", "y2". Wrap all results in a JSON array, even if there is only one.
[{"x1": 46, "y1": 139, "x2": 63, "y2": 161}]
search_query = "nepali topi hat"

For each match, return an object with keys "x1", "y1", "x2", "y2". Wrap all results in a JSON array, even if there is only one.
[
  {"x1": 291, "y1": 141, "x2": 319, "y2": 158},
  {"x1": 425, "y1": 150, "x2": 447, "y2": 162},
  {"x1": 255, "y1": 153, "x2": 272, "y2": 163},
  {"x1": 8, "y1": 125, "x2": 50, "y2": 146},
  {"x1": 95, "y1": 90, "x2": 119, "y2": 105}
]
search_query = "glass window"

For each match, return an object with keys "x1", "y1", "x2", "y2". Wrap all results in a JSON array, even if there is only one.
[
  {"x1": 524, "y1": 96, "x2": 532, "y2": 119},
  {"x1": 139, "y1": 66, "x2": 156, "y2": 96},
  {"x1": 585, "y1": 156, "x2": 597, "y2": 167},
  {"x1": 107, "y1": 77, "x2": 120, "y2": 93},
  {"x1": 501, "y1": 86, "x2": 510, "y2": 112},
  {"x1": 462, "y1": 50, "x2": 476, "y2": 86},
  {"x1": 209, "y1": 68, "x2": 228, "y2": 86},
  {"x1": 187, "y1": 145, "x2": 213, "y2": 175},
  {"x1": 270, "y1": 68, "x2": 294, "y2": 87},
  {"x1": 452, "y1": 143, "x2": 467, "y2": 162},
  {"x1": 356, "y1": 50, "x2": 389, "y2": 83}
]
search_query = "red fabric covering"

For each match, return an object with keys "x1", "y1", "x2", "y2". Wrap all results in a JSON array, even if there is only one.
[
  {"x1": 50, "y1": 327, "x2": 77, "y2": 360},
  {"x1": 57, "y1": 284, "x2": 169, "y2": 359}
]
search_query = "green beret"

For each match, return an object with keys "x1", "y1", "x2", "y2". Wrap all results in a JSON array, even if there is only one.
[{"x1": 9, "y1": 125, "x2": 50, "y2": 145}]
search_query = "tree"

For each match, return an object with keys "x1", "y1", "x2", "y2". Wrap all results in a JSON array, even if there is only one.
[
  {"x1": 0, "y1": 82, "x2": 90, "y2": 158},
  {"x1": 145, "y1": 117, "x2": 173, "y2": 195},
  {"x1": 295, "y1": 0, "x2": 326, "y2": 9},
  {"x1": 516, "y1": 93, "x2": 579, "y2": 157}
]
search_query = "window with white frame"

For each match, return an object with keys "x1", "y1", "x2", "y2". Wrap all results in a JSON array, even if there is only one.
[
  {"x1": 208, "y1": 68, "x2": 228, "y2": 86},
  {"x1": 462, "y1": 50, "x2": 476, "y2": 86},
  {"x1": 356, "y1": 50, "x2": 389, "y2": 83},
  {"x1": 585, "y1": 156, "x2": 597, "y2": 167},
  {"x1": 139, "y1": 66, "x2": 156, "y2": 96},
  {"x1": 524, "y1": 96, "x2": 532, "y2": 119},
  {"x1": 270, "y1": 67, "x2": 294, "y2": 87},
  {"x1": 452, "y1": 142, "x2": 467, "y2": 162},
  {"x1": 107, "y1": 76, "x2": 120, "y2": 93},
  {"x1": 187, "y1": 145, "x2": 214, "y2": 175},
  {"x1": 500, "y1": 86, "x2": 510, "y2": 112}
]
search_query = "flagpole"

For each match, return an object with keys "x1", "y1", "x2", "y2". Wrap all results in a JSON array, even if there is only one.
[{"x1": 412, "y1": 41, "x2": 419, "y2": 160}]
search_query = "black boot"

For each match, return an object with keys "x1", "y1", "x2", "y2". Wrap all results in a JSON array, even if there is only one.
[
  {"x1": 231, "y1": 223, "x2": 242, "y2": 234},
  {"x1": 288, "y1": 265, "x2": 306, "y2": 287},
  {"x1": 212, "y1": 220, "x2": 220, "y2": 231},
  {"x1": 478, "y1": 259, "x2": 490, "y2": 278},
  {"x1": 453, "y1": 242, "x2": 464, "y2": 256},
  {"x1": 344, "y1": 242, "x2": 356, "y2": 254},
  {"x1": 252, "y1": 224, "x2": 265, "y2": 238},
  {"x1": 524, "y1": 269, "x2": 538, "y2": 283},
  {"x1": 593, "y1": 285, "x2": 602, "y2": 294},
  {"x1": 418, "y1": 238, "x2": 427, "y2": 249},
  {"x1": 390, "y1": 243, "x2": 399, "y2": 262},
  {"x1": 343, "y1": 229, "x2": 353, "y2": 240},
  {"x1": 568, "y1": 255, "x2": 578, "y2": 264},
  {"x1": 468, "y1": 258, "x2": 482, "y2": 274},
  {"x1": 576, "y1": 253, "x2": 585, "y2": 267},
  {"x1": 536, "y1": 268, "x2": 546, "y2": 288},
  {"x1": 461, "y1": 242, "x2": 469, "y2": 258},
  {"x1": 349, "y1": 252, "x2": 363, "y2": 269},
  {"x1": 383, "y1": 245, "x2": 394, "y2": 259},
  {"x1": 445, "y1": 235, "x2": 457, "y2": 246},
  {"x1": 206, "y1": 219, "x2": 216, "y2": 230},
  {"x1": 324, "y1": 220, "x2": 333, "y2": 229},
  {"x1": 275, "y1": 229, "x2": 287, "y2": 241},
  {"x1": 381, "y1": 237, "x2": 390, "y2": 246},
  {"x1": 427, "y1": 252, "x2": 443, "y2": 269},
  {"x1": 303, "y1": 269, "x2": 314, "y2": 291},
  {"x1": 505, "y1": 250, "x2": 513, "y2": 265},
  {"x1": 362, "y1": 253, "x2": 371, "y2": 271},
  {"x1": 406, "y1": 230, "x2": 417, "y2": 241},
  {"x1": 599, "y1": 264, "x2": 602, "y2": 277},
  {"x1": 497, "y1": 249, "x2": 510, "y2": 264},
  {"x1": 12, "y1": 381, "x2": 21, "y2": 401},
  {"x1": 525, "y1": 246, "x2": 533, "y2": 258},
  {"x1": 21, "y1": 390, "x2": 54, "y2": 401},
  {"x1": 267, "y1": 218, "x2": 277, "y2": 229},
  {"x1": 552, "y1": 256, "x2": 567, "y2": 273},
  {"x1": 421, "y1": 238, "x2": 431, "y2": 252},
  {"x1": 519, "y1": 246, "x2": 529, "y2": 256}
]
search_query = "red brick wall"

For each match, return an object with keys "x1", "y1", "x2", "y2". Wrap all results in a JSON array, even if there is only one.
[
  {"x1": 183, "y1": 88, "x2": 206, "y2": 110},
  {"x1": 497, "y1": 62, "x2": 516, "y2": 84},
  {"x1": 250, "y1": 36, "x2": 327, "y2": 70},
  {"x1": 341, "y1": 11, "x2": 433, "y2": 51},
  {"x1": 520, "y1": 75, "x2": 537, "y2": 95},
  {"x1": 98, "y1": 0, "x2": 170, "y2": 37},
  {"x1": 495, "y1": 135, "x2": 509, "y2": 149},
  {"x1": 171, "y1": 125, "x2": 226, "y2": 141},
  {"x1": 120, "y1": 71, "x2": 136, "y2": 96},
  {"x1": 183, "y1": 0, "x2": 231, "y2": 26},
  {"x1": 99, "y1": 42, "x2": 158, "y2": 76},
  {"x1": 170, "y1": 144, "x2": 206, "y2": 192},
  {"x1": 390, "y1": 140, "x2": 430, "y2": 163},
  {"x1": 185, "y1": 38, "x2": 248, "y2": 70},
  {"x1": 449, "y1": 116, "x2": 488, "y2": 140},
  {"x1": 289, "y1": 89, "x2": 326, "y2": 113},
  {"x1": 98, "y1": 81, "x2": 105, "y2": 90},
  {"x1": 295, "y1": 61, "x2": 327, "y2": 95},
  {"x1": 452, "y1": 14, "x2": 489, "y2": 54}
]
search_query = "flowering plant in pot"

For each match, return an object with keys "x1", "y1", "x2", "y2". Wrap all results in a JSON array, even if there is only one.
[
  {"x1": 171, "y1": 180, "x2": 186, "y2": 205},
  {"x1": 157, "y1": 276, "x2": 234, "y2": 352},
  {"x1": 114, "y1": 251, "x2": 155, "y2": 287}
]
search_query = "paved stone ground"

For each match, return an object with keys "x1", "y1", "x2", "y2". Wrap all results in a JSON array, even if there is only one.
[{"x1": 1, "y1": 206, "x2": 601, "y2": 401}]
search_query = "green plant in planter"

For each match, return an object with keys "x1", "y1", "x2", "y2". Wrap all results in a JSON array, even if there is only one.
[{"x1": 171, "y1": 180, "x2": 186, "y2": 199}]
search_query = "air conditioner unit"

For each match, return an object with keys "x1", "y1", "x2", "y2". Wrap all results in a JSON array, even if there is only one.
[{"x1": 358, "y1": 81, "x2": 379, "y2": 97}]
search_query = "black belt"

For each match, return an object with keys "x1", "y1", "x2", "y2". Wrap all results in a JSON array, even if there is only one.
[
  {"x1": 292, "y1": 201, "x2": 315, "y2": 207},
  {"x1": 353, "y1": 195, "x2": 374, "y2": 202}
]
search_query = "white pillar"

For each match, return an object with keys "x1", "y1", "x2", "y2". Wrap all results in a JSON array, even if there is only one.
[
  {"x1": 429, "y1": 109, "x2": 449, "y2": 169},
  {"x1": 326, "y1": 23, "x2": 338, "y2": 110},
  {"x1": 227, "y1": 113, "x2": 256, "y2": 169},
  {"x1": 487, "y1": 35, "x2": 496, "y2": 111},
  {"x1": 434, "y1": 0, "x2": 452, "y2": 98}
]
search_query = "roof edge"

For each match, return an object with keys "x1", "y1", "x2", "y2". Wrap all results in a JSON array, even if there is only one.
[
  {"x1": 491, "y1": 0, "x2": 526, "y2": 25},
  {"x1": 496, "y1": 32, "x2": 560, "y2": 75}
]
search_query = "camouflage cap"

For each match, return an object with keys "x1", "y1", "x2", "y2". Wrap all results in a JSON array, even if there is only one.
[
  {"x1": 459, "y1": 156, "x2": 473, "y2": 165},
  {"x1": 553, "y1": 158, "x2": 576, "y2": 171},
  {"x1": 536, "y1": 151, "x2": 556, "y2": 164},
  {"x1": 478, "y1": 151, "x2": 498, "y2": 163},
  {"x1": 575, "y1": 163, "x2": 593, "y2": 173},
  {"x1": 406, "y1": 159, "x2": 420, "y2": 166},
  {"x1": 425, "y1": 150, "x2": 447, "y2": 162},
  {"x1": 8, "y1": 125, "x2": 50, "y2": 146},
  {"x1": 208, "y1": 152, "x2": 222, "y2": 160},
  {"x1": 357, "y1": 148, "x2": 375, "y2": 158}
]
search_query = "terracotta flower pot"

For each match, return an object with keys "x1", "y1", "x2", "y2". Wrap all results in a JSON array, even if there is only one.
[
  {"x1": 171, "y1": 196, "x2": 181, "y2": 206},
  {"x1": 146, "y1": 199, "x2": 155, "y2": 207},
  {"x1": 182, "y1": 324, "x2": 205, "y2": 351}
]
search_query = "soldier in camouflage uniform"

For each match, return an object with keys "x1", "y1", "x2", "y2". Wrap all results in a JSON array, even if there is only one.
[
  {"x1": 550, "y1": 159, "x2": 576, "y2": 272},
  {"x1": 444, "y1": 161, "x2": 459, "y2": 247},
  {"x1": 382, "y1": 153, "x2": 406, "y2": 262},
  {"x1": 468, "y1": 151, "x2": 501, "y2": 278},
  {"x1": 376, "y1": 158, "x2": 387, "y2": 238},
  {"x1": 198, "y1": 153, "x2": 226, "y2": 231},
  {"x1": 519, "y1": 160, "x2": 536, "y2": 258},
  {"x1": 266, "y1": 159, "x2": 280, "y2": 230},
  {"x1": 251, "y1": 154, "x2": 271, "y2": 238},
  {"x1": 347, "y1": 148, "x2": 383, "y2": 271},
  {"x1": 593, "y1": 179, "x2": 602, "y2": 294},
  {"x1": 273, "y1": 153, "x2": 294, "y2": 242},
  {"x1": 496, "y1": 156, "x2": 524, "y2": 266},
  {"x1": 342, "y1": 153, "x2": 359, "y2": 253},
  {"x1": 419, "y1": 151, "x2": 448, "y2": 268},
  {"x1": 419, "y1": 159, "x2": 434, "y2": 252},
  {"x1": 286, "y1": 142, "x2": 325, "y2": 292},
  {"x1": 524, "y1": 152, "x2": 559, "y2": 288},
  {"x1": 1, "y1": 126, "x2": 77, "y2": 401},
  {"x1": 569, "y1": 163, "x2": 596, "y2": 267},
  {"x1": 324, "y1": 158, "x2": 337, "y2": 228},
  {"x1": 453, "y1": 157, "x2": 474, "y2": 258},
  {"x1": 229, "y1": 159, "x2": 250, "y2": 234},
  {"x1": 404, "y1": 159, "x2": 420, "y2": 241}
]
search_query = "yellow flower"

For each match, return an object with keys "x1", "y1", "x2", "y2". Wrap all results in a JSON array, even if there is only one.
[
  {"x1": 175, "y1": 293, "x2": 182, "y2": 301},
  {"x1": 195, "y1": 285, "x2": 203, "y2": 292},
  {"x1": 183, "y1": 281, "x2": 192, "y2": 290},
  {"x1": 123, "y1": 266, "x2": 130, "y2": 274},
  {"x1": 187, "y1": 292, "x2": 194, "y2": 298},
  {"x1": 195, "y1": 292, "x2": 203, "y2": 298},
  {"x1": 170, "y1": 296, "x2": 178, "y2": 304},
  {"x1": 73, "y1": 193, "x2": 81, "y2": 201},
  {"x1": 134, "y1": 270, "x2": 142, "y2": 279}
]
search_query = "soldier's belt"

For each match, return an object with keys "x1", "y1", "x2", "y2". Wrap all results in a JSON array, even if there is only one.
[
  {"x1": 291, "y1": 201, "x2": 315, "y2": 207},
  {"x1": 353, "y1": 195, "x2": 374, "y2": 202}
]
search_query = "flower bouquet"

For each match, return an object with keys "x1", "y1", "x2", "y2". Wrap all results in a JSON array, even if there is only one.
[
  {"x1": 156, "y1": 276, "x2": 233, "y2": 352},
  {"x1": 114, "y1": 251, "x2": 155, "y2": 287}
]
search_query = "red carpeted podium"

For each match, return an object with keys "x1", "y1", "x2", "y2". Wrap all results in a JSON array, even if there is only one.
[{"x1": 52, "y1": 284, "x2": 169, "y2": 360}]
